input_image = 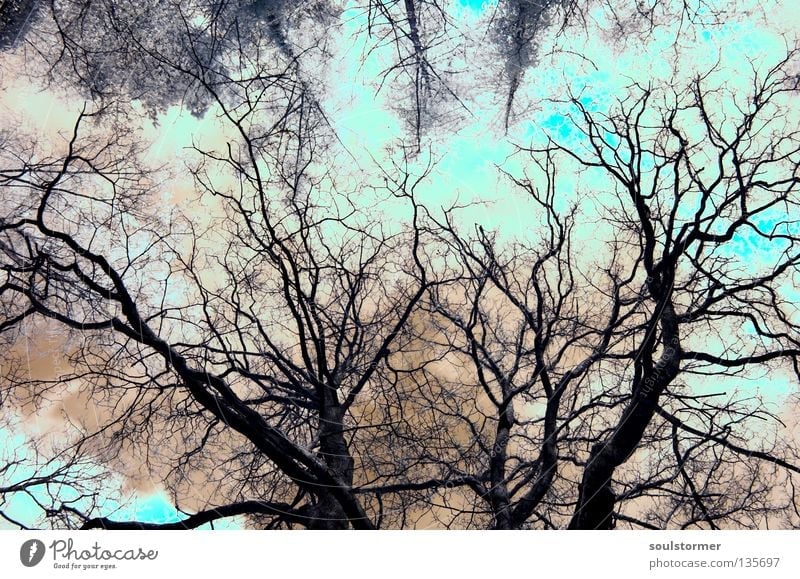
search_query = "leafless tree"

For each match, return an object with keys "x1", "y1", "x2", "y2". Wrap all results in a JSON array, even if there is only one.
[
  {"x1": 1, "y1": 1, "x2": 799, "y2": 531},
  {"x1": 0, "y1": 17, "x2": 441, "y2": 526},
  {"x1": 405, "y1": 50, "x2": 800, "y2": 529}
]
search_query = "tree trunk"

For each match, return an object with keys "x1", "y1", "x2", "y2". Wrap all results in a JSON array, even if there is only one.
[
  {"x1": 309, "y1": 403, "x2": 356, "y2": 529},
  {"x1": 569, "y1": 302, "x2": 681, "y2": 529}
]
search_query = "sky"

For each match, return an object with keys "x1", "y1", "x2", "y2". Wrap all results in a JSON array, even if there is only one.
[{"x1": 1, "y1": 0, "x2": 799, "y2": 529}]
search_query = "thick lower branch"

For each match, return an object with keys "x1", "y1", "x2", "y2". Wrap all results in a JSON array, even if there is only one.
[{"x1": 80, "y1": 500, "x2": 309, "y2": 530}]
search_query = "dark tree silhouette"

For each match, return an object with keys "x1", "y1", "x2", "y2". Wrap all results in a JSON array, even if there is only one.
[{"x1": 1, "y1": 0, "x2": 799, "y2": 530}]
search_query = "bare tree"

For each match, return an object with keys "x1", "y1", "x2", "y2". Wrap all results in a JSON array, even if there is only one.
[
  {"x1": 2, "y1": 1, "x2": 799, "y2": 531},
  {"x1": 556, "y1": 53, "x2": 800, "y2": 528},
  {"x1": 416, "y1": 51, "x2": 800, "y2": 530},
  {"x1": 0, "y1": 29, "x2": 439, "y2": 526}
]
